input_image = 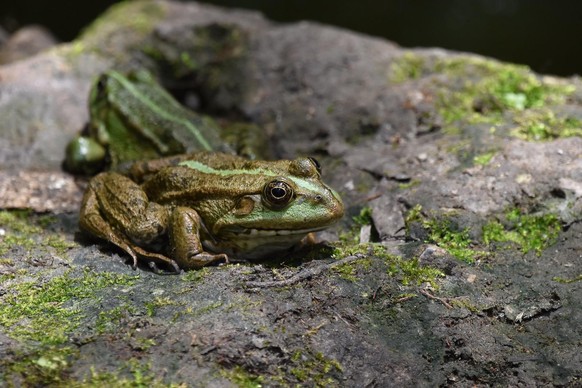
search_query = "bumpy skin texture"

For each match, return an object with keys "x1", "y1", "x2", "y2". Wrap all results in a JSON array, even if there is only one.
[
  {"x1": 79, "y1": 152, "x2": 344, "y2": 271},
  {"x1": 65, "y1": 70, "x2": 229, "y2": 174}
]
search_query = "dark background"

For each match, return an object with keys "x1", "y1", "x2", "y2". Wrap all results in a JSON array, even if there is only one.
[{"x1": 1, "y1": 0, "x2": 581, "y2": 77}]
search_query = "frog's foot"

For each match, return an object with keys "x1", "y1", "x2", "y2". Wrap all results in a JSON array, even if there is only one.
[
  {"x1": 169, "y1": 206, "x2": 229, "y2": 270},
  {"x1": 132, "y1": 245, "x2": 181, "y2": 274},
  {"x1": 183, "y1": 252, "x2": 229, "y2": 270}
]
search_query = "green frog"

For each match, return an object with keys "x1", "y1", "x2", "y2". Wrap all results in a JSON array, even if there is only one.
[
  {"x1": 80, "y1": 152, "x2": 344, "y2": 272},
  {"x1": 64, "y1": 70, "x2": 231, "y2": 174}
]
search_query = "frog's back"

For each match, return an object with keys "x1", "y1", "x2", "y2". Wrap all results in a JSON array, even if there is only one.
[{"x1": 141, "y1": 152, "x2": 291, "y2": 204}]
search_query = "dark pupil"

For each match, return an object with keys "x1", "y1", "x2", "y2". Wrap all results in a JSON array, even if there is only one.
[
  {"x1": 264, "y1": 180, "x2": 293, "y2": 208},
  {"x1": 271, "y1": 187, "x2": 286, "y2": 199}
]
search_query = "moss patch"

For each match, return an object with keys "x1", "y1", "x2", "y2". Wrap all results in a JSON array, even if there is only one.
[
  {"x1": 0, "y1": 210, "x2": 40, "y2": 256},
  {"x1": 510, "y1": 110, "x2": 582, "y2": 141},
  {"x1": 339, "y1": 206, "x2": 377, "y2": 244},
  {"x1": 482, "y1": 209, "x2": 561, "y2": 255},
  {"x1": 76, "y1": 359, "x2": 176, "y2": 387},
  {"x1": 331, "y1": 242, "x2": 445, "y2": 288},
  {"x1": 221, "y1": 365, "x2": 264, "y2": 388},
  {"x1": 288, "y1": 350, "x2": 343, "y2": 386},
  {"x1": 473, "y1": 150, "x2": 497, "y2": 166},
  {"x1": 553, "y1": 274, "x2": 582, "y2": 284},
  {"x1": 0, "y1": 210, "x2": 77, "y2": 263},
  {"x1": 405, "y1": 205, "x2": 487, "y2": 263},
  {"x1": 3, "y1": 346, "x2": 76, "y2": 387},
  {"x1": 333, "y1": 255, "x2": 373, "y2": 282},
  {"x1": 389, "y1": 52, "x2": 577, "y2": 140},
  {"x1": 0, "y1": 268, "x2": 139, "y2": 345}
]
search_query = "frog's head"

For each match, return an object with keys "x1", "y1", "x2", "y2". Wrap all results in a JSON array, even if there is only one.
[{"x1": 212, "y1": 157, "x2": 344, "y2": 255}]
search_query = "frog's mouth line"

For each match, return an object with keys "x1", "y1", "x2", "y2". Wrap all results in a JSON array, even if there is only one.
[{"x1": 226, "y1": 226, "x2": 327, "y2": 237}]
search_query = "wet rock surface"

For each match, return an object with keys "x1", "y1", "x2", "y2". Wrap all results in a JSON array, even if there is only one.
[{"x1": 0, "y1": 0, "x2": 581, "y2": 386}]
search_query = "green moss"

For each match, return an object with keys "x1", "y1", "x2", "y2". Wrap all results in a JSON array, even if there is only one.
[
  {"x1": 389, "y1": 52, "x2": 426, "y2": 83},
  {"x1": 181, "y1": 266, "x2": 212, "y2": 283},
  {"x1": 385, "y1": 255, "x2": 445, "y2": 288},
  {"x1": 0, "y1": 210, "x2": 41, "y2": 234},
  {"x1": 0, "y1": 268, "x2": 139, "y2": 344},
  {"x1": 221, "y1": 366, "x2": 264, "y2": 388},
  {"x1": 330, "y1": 240, "x2": 378, "y2": 258},
  {"x1": 144, "y1": 296, "x2": 183, "y2": 317},
  {"x1": 352, "y1": 206, "x2": 373, "y2": 226},
  {"x1": 220, "y1": 349, "x2": 342, "y2": 387},
  {"x1": 288, "y1": 350, "x2": 343, "y2": 386},
  {"x1": 0, "y1": 210, "x2": 77, "y2": 258},
  {"x1": 95, "y1": 304, "x2": 137, "y2": 334},
  {"x1": 482, "y1": 209, "x2": 561, "y2": 255},
  {"x1": 179, "y1": 51, "x2": 198, "y2": 71},
  {"x1": 7, "y1": 352, "x2": 175, "y2": 387},
  {"x1": 3, "y1": 346, "x2": 76, "y2": 387},
  {"x1": 398, "y1": 179, "x2": 421, "y2": 190},
  {"x1": 339, "y1": 206, "x2": 376, "y2": 244},
  {"x1": 0, "y1": 234, "x2": 36, "y2": 257},
  {"x1": 388, "y1": 52, "x2": 576, "y2": 139},
  {"x1": 553, "y1": 274, "x2": 582, "y2": 284},
  {"x1": 44, "y1": 235, "x2": 77, "y2": 255},
  {"x1": 333, "y1": 256, "x2": 373, "y2": 282},
  {"x1": 405, "y1": 206, "x2": 487, "y2": 263},
  {"x1": 189, "y1": 300, "x2": 224, "y2": 317},
  {"x1": 510, "y1": 110, "x2": 582, "y2": 141},
  {"x1": 0, "y1": 210, "x2": 41, "y2": 256},
  {"x1": 404, "y1": 204, "x2": 424, "y2": 226},
  {"x1": 425, "y1": 218, "x2": 485, "y2": 263},
  {"x1": 76, "y1": 359, "x2": 175, "y2": 388},
  {"x1": 473, "y1": 151, "x2": 497, "y2": 166},
  {"x1": 37, "y1": 214, "x2": 58, "y2": 228},
  {"x1": 449, "y1": 298, "x2": 481, "y2": 313},
  {"x1": 331, "y1": 242, "x2": 445, "y2": 288},
  {"x1": 433, "y1": 56, "x2": 573, "y2": 123}
]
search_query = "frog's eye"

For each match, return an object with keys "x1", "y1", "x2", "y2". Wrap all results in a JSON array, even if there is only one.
[
  {"x1": 263, "y1": 180, "x2": 294, "y2": 209},
  {"x1": 308, "y1": 157, "x2": 322, "y2": 175}
]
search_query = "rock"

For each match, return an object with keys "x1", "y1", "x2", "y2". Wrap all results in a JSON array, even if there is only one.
[
  {"x1": 0, "y1": 170, "x2": 82, "y2": 212},
  {"x1": 368, "y1": 180, "x2": 406, "y2": 240},
  {"x1": 1, "y1": 0, "x2": 582, "y2": 386},
  {"x1": 0, "y1": 25, "x2": 58, "y2": 65}
]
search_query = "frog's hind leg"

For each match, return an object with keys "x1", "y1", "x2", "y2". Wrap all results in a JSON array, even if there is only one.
[
  {"x1": 79, "y1": 184, "x2": 141, "y2": 269},
  {"x1": 79, "y1": 173, "x2": 180, "y2": 272}
]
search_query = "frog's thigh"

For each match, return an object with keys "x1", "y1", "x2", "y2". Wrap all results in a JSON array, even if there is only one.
[
  {"x1": 80, "y1": 176, "x2": 141, "y2": 266},
  {"x1": 96, "y1": 173, "x2": 170, "y2": 246},
  {"x1": 168, "y1": 206, "x2": 227, "y2": 269}
]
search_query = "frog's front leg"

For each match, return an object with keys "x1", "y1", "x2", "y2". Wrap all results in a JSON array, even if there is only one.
[
  {"x1": 168, "y1": 206, "x2": 228, "y2": 270},
  {"x1": 80, "y1": 172, "x2": 180, "y2": 272}
]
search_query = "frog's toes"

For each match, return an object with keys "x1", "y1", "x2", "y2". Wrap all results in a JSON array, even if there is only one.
[
  {"x1": 148, "y1": 261, "x2": 161, "y2": 274},
  {"x1": 185, "y1": 252, "x2": 228, "y2": 269},
  {"x1": 147, "y1": 259, "x2": 181, "y2": 274},
  {"x1": 168, "y1": 260, "x2": 181, "y2": 274}
]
